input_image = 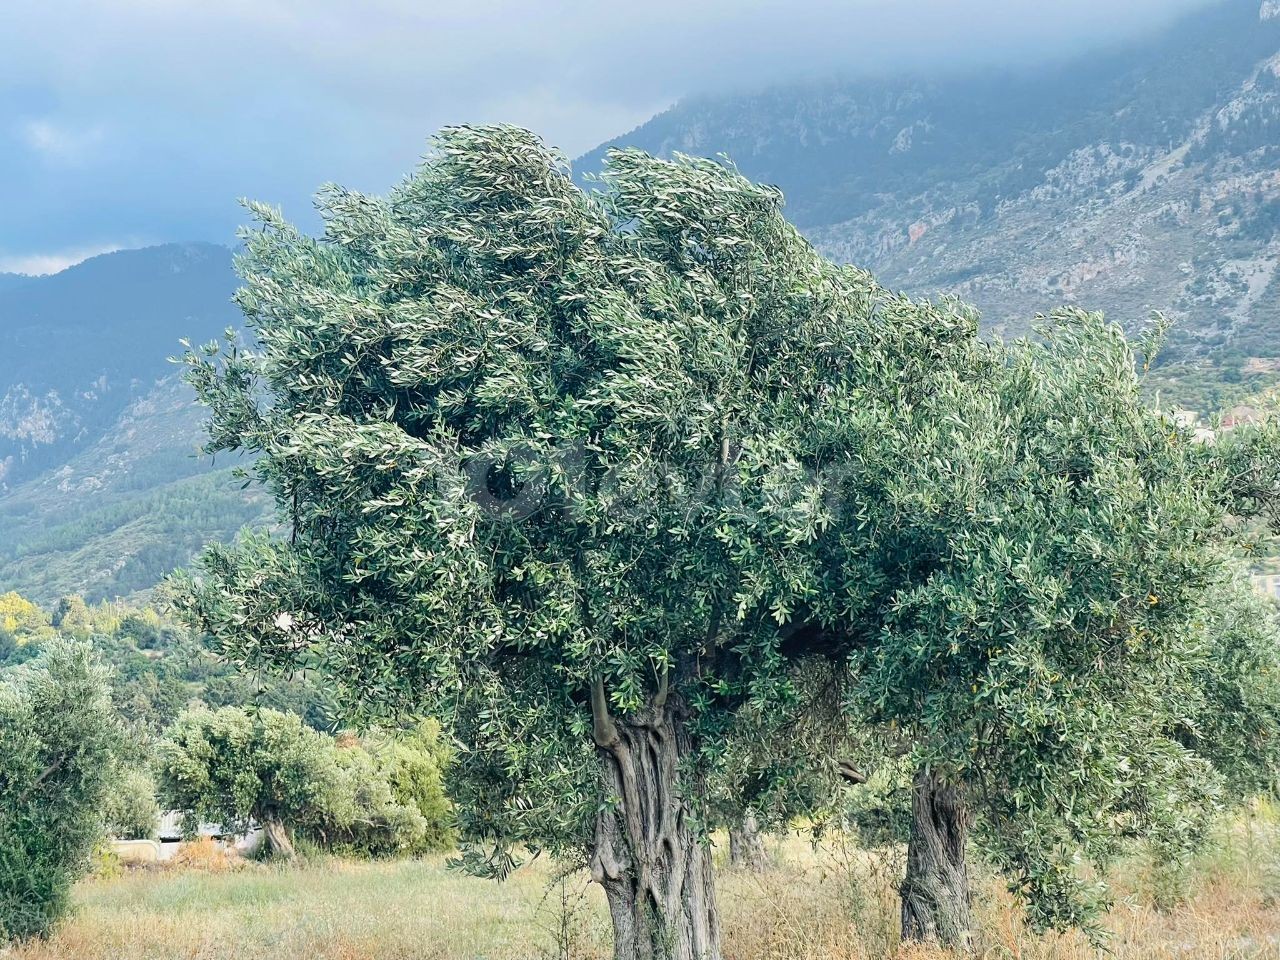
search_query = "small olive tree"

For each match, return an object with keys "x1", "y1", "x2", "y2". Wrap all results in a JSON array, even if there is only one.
[
  {"x1": 155, "y1": 705, "x2": 346, "y2": 858},
  {"x1": 156, "y1": 706, "x2": 451, "y2": 859},
  {"x1": 798, "y1": 313, "x2": 1280, "y2": 944},
  {"x1": 0, "y1": 641, "x2": 120, "y2": 941}
]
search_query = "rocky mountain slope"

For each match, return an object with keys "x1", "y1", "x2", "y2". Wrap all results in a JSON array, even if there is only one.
[
  {"x1": 0, "y1": 244, "x2": 270, "y2": 603},
  {"x1": 0, "y1": 243, "x2": 240, "y2": 488},
  {"x1": 579, "y1": 0, "x2": 1280, "y2": 369}
]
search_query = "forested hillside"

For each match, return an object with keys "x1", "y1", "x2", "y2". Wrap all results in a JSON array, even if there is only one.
[{"x1": 0, "y1": 244, "x2": 268, "y2": 604}]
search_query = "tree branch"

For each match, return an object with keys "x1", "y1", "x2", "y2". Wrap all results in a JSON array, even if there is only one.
[
  {"x1": 651, "y1": 666, "x2": 670, "y2": 715},
  {"x1": 15, "y1": 757, "x2": 66, "y2": 806},
  {"x1": 590, "y1": 675, "x2": 621, "y2": 750},
  {"x1": 837, "y1": 759, "x2": 867, "y2": 785}
]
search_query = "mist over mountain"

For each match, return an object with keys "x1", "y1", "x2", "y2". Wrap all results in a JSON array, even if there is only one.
[{"x1": 579, "y1": 0, "x2": 1280, "y2": 365}]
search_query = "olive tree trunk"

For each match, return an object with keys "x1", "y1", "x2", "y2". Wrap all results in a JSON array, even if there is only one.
[
  {"x1": 260, "y1": 813, "x2": 296, "y2": 860},
  {"x1": 900, "y1": 767, "x2": 973, "y2": 948},
  {"x1": 728, "y1": 810, "x2": 769, "y2": 872},
  {"x1": 589, "y1": 679, "x2": 721, "y2": 960}
]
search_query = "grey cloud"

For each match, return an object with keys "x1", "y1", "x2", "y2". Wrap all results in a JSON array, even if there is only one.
[{"x1": 0, "y1": 0, "x2": 1222, "y2": 265}]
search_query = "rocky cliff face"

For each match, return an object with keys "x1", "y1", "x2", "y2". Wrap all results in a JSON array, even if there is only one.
[
  {"x1": 580, "y1": 0, "x2": 1280, "y2": 365},
  {"x1": 0, "y1": 243, "x2": 239, "y2": 490}
]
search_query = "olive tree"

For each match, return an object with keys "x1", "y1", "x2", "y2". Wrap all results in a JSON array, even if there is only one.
[
  {"x1": 171, "y1": 122, "x2": 1276, "y2": 954},
  {"x1": 155, "y1": 705, "x2": 346, "y2": 858},
  {"x1": 101, "y1": 768, "x2": 161, "y2": 841},
  {"x1": 1180, "y1": 573, "x2": 1280, "y2": 800},
  {"x1": 173, "y1": 125, "x2": 973, "y2": 960},
  {"x1": 796, "y1": 312, "x2": 1280, "y2": 945},
  {"x1": 0, "y1": 641, "x2": 120, "y2": 941}
]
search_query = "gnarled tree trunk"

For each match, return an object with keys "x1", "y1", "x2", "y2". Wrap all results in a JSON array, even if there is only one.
[
  {"x1": 589, "y1": 679, "x2": 722, "y2": 960},
  {"x1": 729, "y1": 810, "x2": 768, "y2": 872},
  {"x1": 261, "y1": 813, "x2": 296, "y2": 860},
  {"x1": 900, "y1": 767, "x2": 973, "y2": 949}
]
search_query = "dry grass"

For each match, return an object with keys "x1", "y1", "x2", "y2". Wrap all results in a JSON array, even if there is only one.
[{"x1": 10, "y1": 807, "x2": 1279, "y2": 960}]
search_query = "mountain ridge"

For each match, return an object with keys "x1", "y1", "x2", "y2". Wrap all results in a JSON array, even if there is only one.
[
  {"x1": 5, "y1": 3, "x2": 1280, "y2": 602},
  {"x1": 0, "y1": 241, "x2": 238, "y2": 489},
  {"x1": 0, "y1": 243, "x2": 261, "y2": 604},
  {"x1": 577, "y1": 0, "x2": 1280, "y2": 365}
]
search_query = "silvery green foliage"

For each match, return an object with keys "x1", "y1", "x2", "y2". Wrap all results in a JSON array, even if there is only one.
[
  {"x1": 801, "y1": 310, "x2": 1280, "y2": 934},
  {"x1": 172, "y1": 124, "x2": 977, "y2": 874},
  {"x1": 155, "y1": 706, "x2": 452, "y2": 859},
  {"x1": 155, "y1": 706, "x2": 347, "y2": 844},
  {"x1": 0, "y1": 641, "x2": 121, "y2": 941},
  {"x1": 171, "y1": 125, "x2": 1280, "y2": 933},
  {"x1": 1181, "y1": 574, "x2": 1280, "y2": 799},
  {"x1": 101, "y1": 768, "x2": 160, "y2": 841}
]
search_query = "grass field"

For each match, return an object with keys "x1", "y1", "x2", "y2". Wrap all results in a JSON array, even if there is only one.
[{"x1": 11, "y1": 807, "x2": 1280, "y2": 960}]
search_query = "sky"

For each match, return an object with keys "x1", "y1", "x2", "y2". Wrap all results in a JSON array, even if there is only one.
[{"x1": 0, "y1": 0, "x2": 1219, "y2": 275}]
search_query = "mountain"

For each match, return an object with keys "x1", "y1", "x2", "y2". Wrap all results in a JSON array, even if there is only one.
[
  {"x1": 578, "y1": 0, "x2": 1280, "y2": 372},
  {"x1": 0, "y1": 244, "x2": 270, "y2": 604},
  {"x1": 0, "y1": 243, "x2": 240, "y2": 488}
]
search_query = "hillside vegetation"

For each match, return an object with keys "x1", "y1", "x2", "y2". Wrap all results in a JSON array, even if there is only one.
[{"x1": 0, "y1": 246, "x2": 267, "y2": 604}]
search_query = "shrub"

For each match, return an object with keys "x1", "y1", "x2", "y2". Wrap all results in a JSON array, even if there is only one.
[
  {"x1": 0, "y1": 641, "x2": 121, "y2": 941},
  {"x1": 101, "y1": 768, "x2": 160, "y2": 841},
  {"x1": 305, "y1": 743, "x2": 430, "y2": 858},
  {"x1": 155, "y1": 705, "x2": 345, "y2": 859},
  {"x1": 375, "y1": 721, "x2": 454, "y2": 853},
  {"x1": 295, "y1": 723, "x2": 453, "y2": 858}
]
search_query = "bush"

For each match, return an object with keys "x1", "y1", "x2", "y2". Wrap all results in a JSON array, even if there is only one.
[
  {"x1": 376, "y1": 721, "x2": 454, "y2": 853},
  {"x1": 101, "y1": 768, "x2": 160, "y2": 841},
  {"x1": 305, "y1": 743, "x2": 430, "y2": 858},
  {"x1": 302, "y1": 723, "x2": 454, "y2": 857},
  {"x1": 0, "y1": 641, "x2": 121, "y2": 941},
  {"x1": 156, "y1": 706, "x2": 453, "y2": 860}
]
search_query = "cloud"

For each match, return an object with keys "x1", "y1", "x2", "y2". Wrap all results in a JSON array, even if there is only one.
[
  {"x1": 0, "y1": 0, "x2": 1226, "y2": 255},
  {"x1": 0, "y1": 243, "x2": 127, "y2": 276},
  {"x1": 19, "y1": 118, "x2": 107, "y2": 165}
]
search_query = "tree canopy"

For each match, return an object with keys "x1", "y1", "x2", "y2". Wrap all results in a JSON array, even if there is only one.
[
  {"x1": 156, "y1": 705, "x2": 346, "y2": 858},
  {"x1": 811, "y1": 311, "x2": 1280, "y2": 938},
  {"x1": 174, "y1": 124, "x2": 1280, "y2": 956}
]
